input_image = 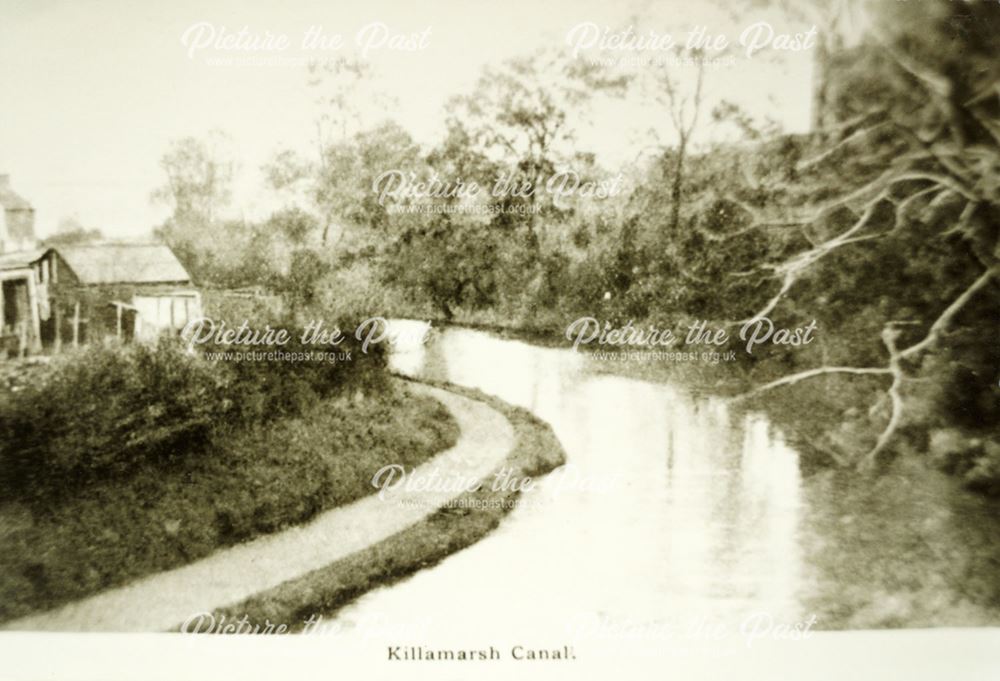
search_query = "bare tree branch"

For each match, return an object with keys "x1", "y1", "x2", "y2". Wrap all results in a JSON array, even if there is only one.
[
  {"x1": 732, "y1": 366, "x2": 893, "y2": 402},
  {"x1": 861, "y1": 326, "x2": 907, "y2": 468},
  {"x1": 796, "y1": 122, "x2": 889, "y2": 172},
  {"x1": 737, "y1": 191, "x2": 889, "y2": 324},
  {"x1": 898, "y1": 266, "x2": 999, "y2": 360}
]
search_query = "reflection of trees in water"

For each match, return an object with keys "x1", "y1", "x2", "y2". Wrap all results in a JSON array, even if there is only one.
[
  {"x1": 660, "y1": 393, "x2": 803, "y2": 621},
  {"x1": 419, "y1": 326, "x2": 451, "y2": 383},
  {"x1": 403, "y1": 326, "x2": 1000, "y2": 628}
]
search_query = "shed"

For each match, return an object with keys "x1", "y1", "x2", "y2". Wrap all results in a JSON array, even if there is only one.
[
  {"x1": 56, "y1": 244, "x2": 192, "y2": 286},
  {"x1": 34, "y1": 243, "x2": 201, "y2": 348}
]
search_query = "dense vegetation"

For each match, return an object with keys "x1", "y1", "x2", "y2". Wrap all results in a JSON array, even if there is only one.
[
  {"x1": 0, "y1": 311, "x2": 459, "y2": 620},
  {"x1": 0, "y1": 386, "x2": 457, "y2": 621},
  {"x1": 2, "y1": 0, "x2": 993, "y2": 628},
  {"x1": 151, "y1": 3, "x2": 998, "y2": 492},
  {"x1": 0, "y1": 317, "x2": 387, "y2": 502}
]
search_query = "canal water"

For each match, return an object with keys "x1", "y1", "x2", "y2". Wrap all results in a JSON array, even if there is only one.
[{"x1": 330, "y1": 321, "x2": 1000, "y2": 653}]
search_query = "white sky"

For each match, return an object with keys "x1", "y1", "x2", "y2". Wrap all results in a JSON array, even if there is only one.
[{"x1": 0, "y1": 0, "x2": 815, "y2": 239}]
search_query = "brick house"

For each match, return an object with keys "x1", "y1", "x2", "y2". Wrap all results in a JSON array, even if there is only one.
[{"x1": 0, "y1": 174, "x2": 36, "y2": 255}]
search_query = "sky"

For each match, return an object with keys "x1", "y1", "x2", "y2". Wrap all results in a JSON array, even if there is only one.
[{"x1": 0, "y1": 0, "x2": 816, "y2": 240}]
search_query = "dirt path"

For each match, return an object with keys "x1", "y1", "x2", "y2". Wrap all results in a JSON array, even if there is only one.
[{"x1": 3, "y1": 384, "x2": 514, "y2": 632}]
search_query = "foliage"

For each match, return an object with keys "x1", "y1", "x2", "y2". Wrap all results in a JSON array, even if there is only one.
[
  {"x1": 0, "y1": 338, "x2": 224, "y2": 498},
  {"x1": 150, "y1": 131, "x2": 240, "y2": 281},
  {"x1": 382, "y1": 218, "x2": 504, "y2": 319},
  {"x1": 42, "y1": 216, "x2": 104, "y2": 247},
  {"x1": 142, "y1": 2, "x2": 999, "y2": 494},
  {"x1": 370, "y1": 2, "x2": 999, "y2": 489},
  {"x1": 274, "y1": 248, "x2": 330, "y2": 312},
  {"x1": 151, "y1": 131, "x2": 235, "y2": 225},
  {"x1": 0, "y1": 315, "x2": 388, "y2": 502},
  {"x1": 0, "y1": 387, "x2": 457, "y2": 621}
]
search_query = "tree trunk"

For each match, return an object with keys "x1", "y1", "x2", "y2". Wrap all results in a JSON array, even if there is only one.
[
  {"x1": 810, "y1": 36, "x2": 833, "y2": 134},
  {"x1": 321, "y1": 216, "x2": 331, "y2": 244},
  {"x1": 526, "y1": 168, "x2": 541, "y2": 252},
  {"x1": 670, "y1": 138, "x2": 687, "y2": 232}
]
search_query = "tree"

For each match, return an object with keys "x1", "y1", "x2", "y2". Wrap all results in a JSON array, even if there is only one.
[
  {"x1": 43, "y1": 216, "x2": 103, "y2": 247},
  {"x1": 266, "y1": 207, "x2": 316, "y2": 247},
  {"x1": 266, "y1": 57, "x2": 396, "y2": 244},
  {"x1": 653, "y1": 50, "x2": 706, "y2": 232},
  {"x1": 733, "y1": 0, "x2": 868, "y2": 132},
  {"x1": 151, "y1": 131, "x2": 237, "y2": 276},
  {"x1": 382, "y1": 219, "x2": 501, "y2": 320},
  {"x1": 448, "y1": 50, "x2": 627, "y2": 248},
  {"x1": 275, "y1": 248, "x2": 329, "y2": 314},
  {"x1": 730, "y1": 0, "x2": 1000, "y2": 470},
  {"x1": 152, "y1": 131, "x2": 235, "y2": 226}
]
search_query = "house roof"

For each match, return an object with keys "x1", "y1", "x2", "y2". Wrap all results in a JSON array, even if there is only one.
[
  {"x1": 57, "y1": 244, "x2": 192, "y2": 285},
  {"x1": 0, "y1": 248, "x2": 45, "y2": 271}
]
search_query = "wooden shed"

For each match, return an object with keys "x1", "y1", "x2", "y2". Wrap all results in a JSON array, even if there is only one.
[{"x1": 30, "y1": 243, "x2": 202, "y2": 350}]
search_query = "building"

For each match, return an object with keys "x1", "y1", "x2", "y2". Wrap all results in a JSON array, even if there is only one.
[
  {"x1": 1, "y1": 243, "x2": 201, "y2": 357},
  {"x1": 0, "y1": 174, "x2": 37, "y2": 255},
  {"x1": 0, "y1": 175, "x2": 42, "y2": 356},
  {"x1": 0, "y1": 175, "x2": 41, "y2": 355},
  {"x1": 0, "y1": 175, "x2": 202, "y2": 356},
  {"x1": 0, "y1": 249, "x2": 44, "y2": 356}
]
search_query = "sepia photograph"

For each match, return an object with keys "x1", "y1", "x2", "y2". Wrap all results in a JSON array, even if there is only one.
[{"x1": 0, "y1": 0, "x2": 998, "y2": 679}]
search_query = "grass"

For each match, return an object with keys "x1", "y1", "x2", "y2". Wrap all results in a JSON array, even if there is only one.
[
  {"x1": 0, "y1": 382, "x2": 458, "y2": 622},
  {"x1": 202, "y1": 379, "x2": 567, "y2": 632}
]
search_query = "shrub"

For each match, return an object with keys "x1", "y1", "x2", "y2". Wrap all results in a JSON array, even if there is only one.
[
  {"x1": 195, "y1": 313, "x2": 389, "y2": 423},
  {"x1": 0, "y1": 387, "x2": 458, "y2": 620},
  {"x1": 0, "y1": 338, "x2": 226, "y2": 501},
  {"x1": 0, "y1": 314, "x2": 390, "y2": 503}
]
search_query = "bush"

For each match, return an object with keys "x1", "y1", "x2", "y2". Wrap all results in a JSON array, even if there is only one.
[
  {"x1": 0, "y1": 338, "x2": 226, "y2": 500},
  {"x1": 0, "y1": 314, "x2": 390, "y2": 503},
  {"x1": 0, "y1": 386, "x2": 458, "y2": 620},
  {"x1": 929, "y1": 429, "x2": 1000, "y2": 497},
  {"x1": 196, "y1": 313, "x2": 389, "y2": 422}
]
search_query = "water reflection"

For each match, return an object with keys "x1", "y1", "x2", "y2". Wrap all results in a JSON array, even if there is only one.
[{"x1": 348, "y1": 323, "x2": 808, "y2": 636}]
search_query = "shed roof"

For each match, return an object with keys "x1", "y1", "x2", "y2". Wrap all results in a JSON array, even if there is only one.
[
  {"x1": 57, "y1": 244, "x2": 192, "y2": 285},
  {"x1": 0, "y1": 248, "x2": 45, "y2": 271}
]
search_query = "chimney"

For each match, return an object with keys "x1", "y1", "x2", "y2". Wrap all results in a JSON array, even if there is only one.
[{"x1": 0, "y1": 174, "x2": 9, "y2": 189}]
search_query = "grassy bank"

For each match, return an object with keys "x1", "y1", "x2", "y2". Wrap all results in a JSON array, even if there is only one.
[
  {"x1": 202, "y1": 379, "x2": 567, "y2": 631},
  {"x1": 0, "y1": 373, "x2": 458, "y2": 622}
]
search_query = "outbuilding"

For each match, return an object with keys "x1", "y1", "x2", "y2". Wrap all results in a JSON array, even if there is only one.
[
  {"x1": 0, "y1": 243, "x2": 202, "y2": 356},
  {"x1": 36, "y1": 243, "x2": 203, "y2": 347}
]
